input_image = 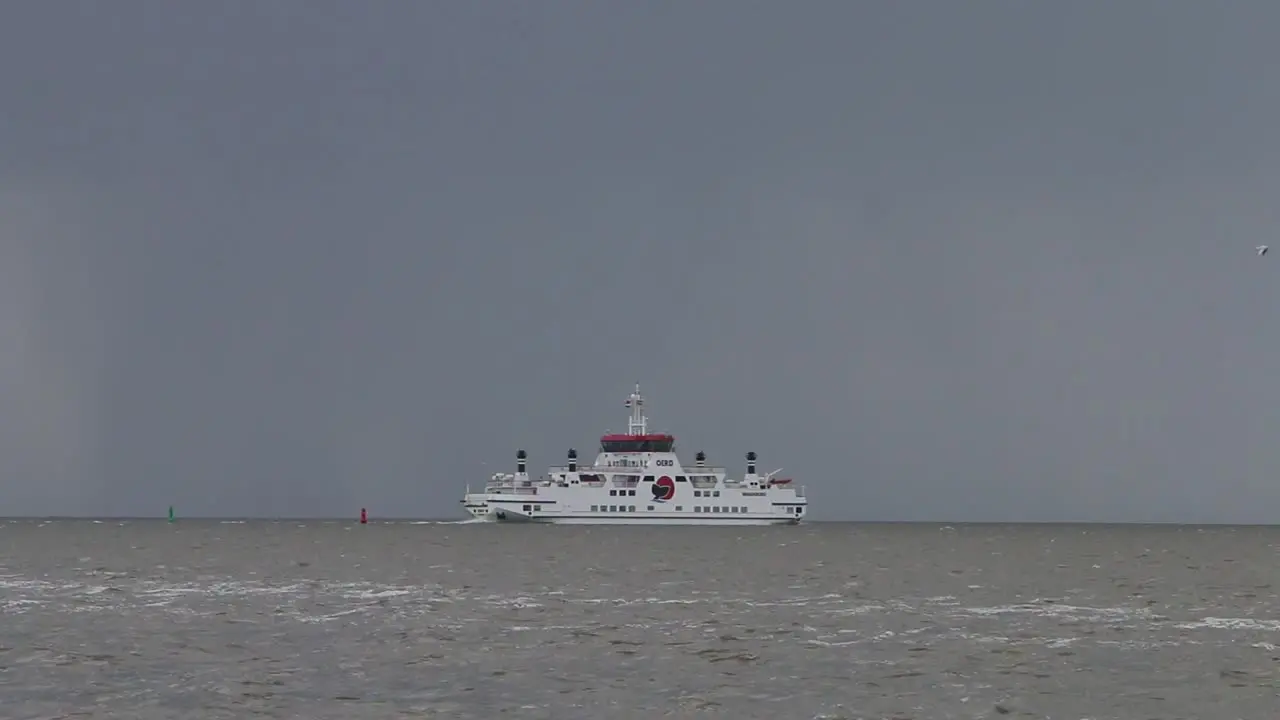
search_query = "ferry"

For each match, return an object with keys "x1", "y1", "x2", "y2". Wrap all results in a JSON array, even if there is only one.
[{"x1": 461, "y1": 384, "x2": 808, "y2": 524}]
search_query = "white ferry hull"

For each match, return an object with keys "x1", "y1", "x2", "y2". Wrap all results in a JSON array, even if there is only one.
[
  {"x1": 482, "y1": 500, "x2": 803, "y2": 525},
  {"x1": 502, "y1": 515, "x2": 798, "y2": 526}
]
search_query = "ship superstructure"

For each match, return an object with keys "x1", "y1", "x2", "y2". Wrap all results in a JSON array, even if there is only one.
[{"x1": 461, "y1": 384, "x2": 808, "y2": 525}]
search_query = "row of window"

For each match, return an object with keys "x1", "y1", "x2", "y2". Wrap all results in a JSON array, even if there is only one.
[
  {"x1": 587, "y1": 504, "x2": 754, "y2": 514},
  {"x1": 609, "y1": 488, "x2": 726, "y2": 497}
]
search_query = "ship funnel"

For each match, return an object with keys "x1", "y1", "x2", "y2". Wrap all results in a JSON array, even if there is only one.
[
  {"x1": 746, "y1": 451, "x2": 757, "y2": 476},
  {"x1": 517, "y1": 449, "x2": 527, "y2": 475},
  {"x1": 695, "y1": 451, "x2": 706, "y2": 468},
  {"x1": 567, "y1": 448, "x2": 578, "y2": 472}
]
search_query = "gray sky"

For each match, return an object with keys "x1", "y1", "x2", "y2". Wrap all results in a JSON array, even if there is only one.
[{"x1": 4, "y1": 1, "x2": 1280, "y2": 521}]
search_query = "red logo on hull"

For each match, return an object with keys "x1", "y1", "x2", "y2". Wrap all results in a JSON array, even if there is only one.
[{"x1": 652, "y1": 475, "x2": 675, "y2": 501}]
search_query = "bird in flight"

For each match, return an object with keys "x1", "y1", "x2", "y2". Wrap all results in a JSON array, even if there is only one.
[{"x1": 1258, "y1": 245, "x2": 1269, "y2": 256}]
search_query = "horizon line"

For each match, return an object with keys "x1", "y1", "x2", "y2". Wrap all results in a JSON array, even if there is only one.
[{"x1": 0, "y1": 516, "x2": 1277, "y2": 527}]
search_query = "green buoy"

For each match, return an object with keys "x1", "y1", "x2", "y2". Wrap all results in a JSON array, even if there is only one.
[{"x1": 168, "y1": 505, "x2": 175, "y2": 523}]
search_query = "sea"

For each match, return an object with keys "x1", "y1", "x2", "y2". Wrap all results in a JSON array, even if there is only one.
[{"x1": 1, "y1": 520, "x2": 1278, "y2": 719}]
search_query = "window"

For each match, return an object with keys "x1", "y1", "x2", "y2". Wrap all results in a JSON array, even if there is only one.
[
  {"x1": 609, "y1": 489, "x2": 617, "y2": 496},
  {"x1": 629, "y1": 490, "x2": 636, "y2": 496},
  {"x1": 601, "y1": 437, "x2": 674, "y2": 453},
  {"x1": 713, "y1": 490, "x2": 720, "y2": 497},
  {"x1": 609, "y1": 505, "x2": 616, "y2": 512},
  {"x1": 676, "y1": 506, "x2": 683, "y2": 511},
  {"x1": 591, "y1": 505, "x2": 598, "y2": 511},
  {"x1": 694, "y1": 490, "x2": 702, "y2": 497},
  {"x1": 523, "y1": 505, "x2": 531, "y2": 511},
  {"x1": 694, "y1": 506, "x2": 701, "y2": 512},
  {"x1": 628, "y1": 505, "x2": 635, "y2": 512},
  {"x1": 534, "y1": 505, "x2": 542, "y2": 512}
]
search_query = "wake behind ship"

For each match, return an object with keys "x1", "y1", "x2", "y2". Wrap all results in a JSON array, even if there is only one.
[{"x1": 461, "y1": 384, "x2": 808, "y2": 524}]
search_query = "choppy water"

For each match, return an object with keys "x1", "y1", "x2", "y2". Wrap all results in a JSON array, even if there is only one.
[{"x1": 2, "y1": 520, "x2": 1279, "y2": 718}]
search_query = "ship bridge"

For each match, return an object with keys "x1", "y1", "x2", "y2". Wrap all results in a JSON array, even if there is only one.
[{"x1": 599, "y1": 433, "x2": 674, "y2": 454}]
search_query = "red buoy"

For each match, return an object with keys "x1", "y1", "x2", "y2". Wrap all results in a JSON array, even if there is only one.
[{"x1": 360, "y1": 508, "x2": 367, "y2": 524}]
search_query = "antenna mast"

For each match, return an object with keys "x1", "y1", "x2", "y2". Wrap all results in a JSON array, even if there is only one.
[{"x1": 624, "y1": 382, "x2": 647, "y2": 435}]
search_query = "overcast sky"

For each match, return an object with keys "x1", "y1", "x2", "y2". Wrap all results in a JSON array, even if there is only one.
[{"x1": 4, "y1": 1, "x2": 1280, "y2": 521}]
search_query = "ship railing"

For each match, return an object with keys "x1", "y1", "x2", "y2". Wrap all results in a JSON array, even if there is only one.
[
  {"x1": 487, "y1": 485, "x2": 543, "y2": 496},
  {"x1": 483, "y1": 480, "x2": 533, "y2": 491},
  {"x1": 546, "y1": 465, "x2": 729, "y2": 476},
  {"x1": 546, "y1": 466, "x2": 609, "y2": 478}
]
